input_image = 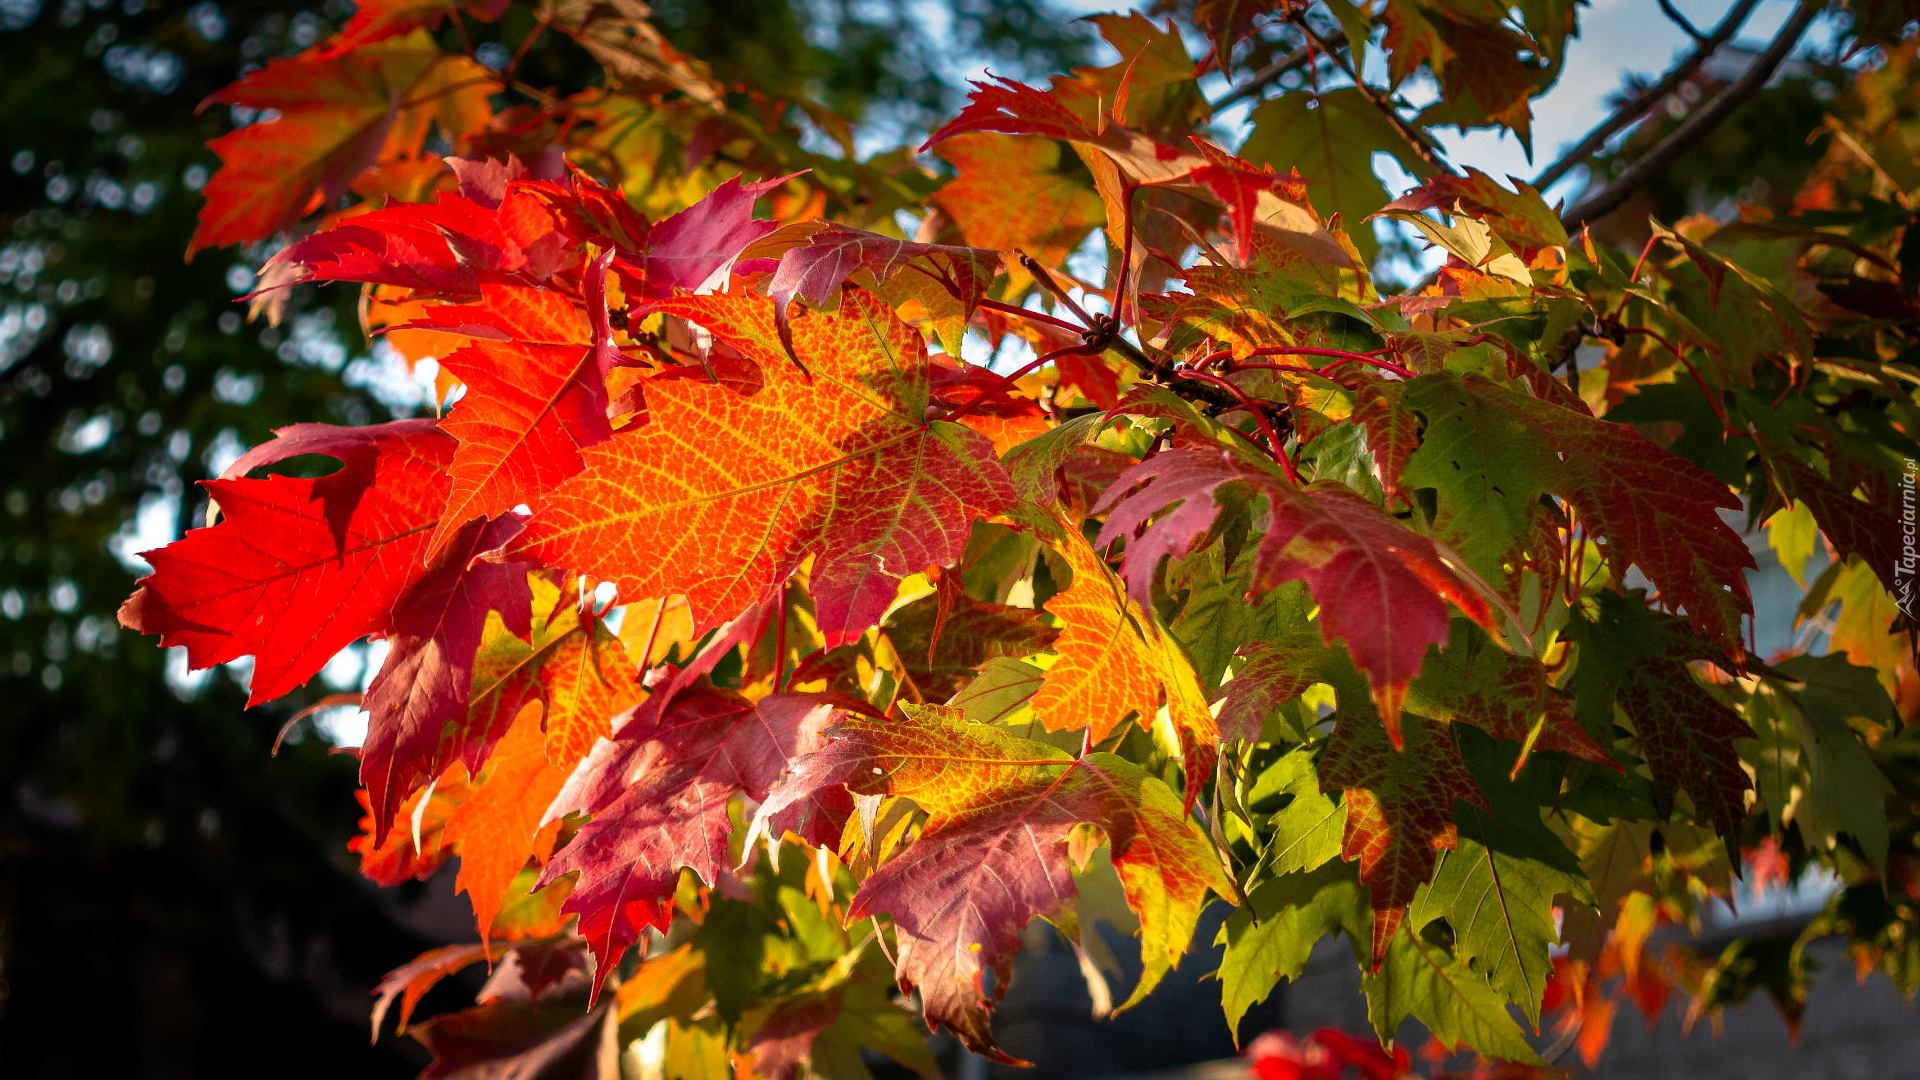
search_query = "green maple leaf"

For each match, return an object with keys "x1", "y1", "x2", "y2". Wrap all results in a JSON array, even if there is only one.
[
  {"x1": 1242, "y1": 88, "x2": 1435, "y2": 263},
  {"x1": 1402, "y1": 373, "x2": 1754, "y2": 654},
  {"x1": 1409, "y1": 726, "x2": 1593, "y2": 1025},
  {"x1": 1215, "y1": 862, "x2": 1369, "y2": 1036},
  {"x1": 1566, "y1": 593, "x2": 1753, "y2": 842},
  {"x1": 1361, "y1": 924, "x2": 1542, "y2": 1062},
  {"x1": 1250, "y1": 744, "x2": 1348, "y2": 878},
  {"x1": 1746, "y1": 654, "x2": 1897, "y2": 871}
]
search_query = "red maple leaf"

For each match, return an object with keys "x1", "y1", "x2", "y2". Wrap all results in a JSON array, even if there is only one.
[
  {"x1": 119, "y1": 420, "x2": 455, "y2": 705},
  {"x1": 348, "y1": 766, "x2": 471, "y2": 886},
  {"x1": 761, "y1": 223, "x2": 1002, "y2": 366},
  {"x1": 421, "y1": 257, "x2": 621, "y2": 557},
  {"x1": 316, "y1": 0, "x2": 510, "y2": 60},
  {"x1": 191, "y1": 35, "x2": 496, "y2": 256},
  {"x1": 539, "y1": 687, "x2": 842, "y2": 985},
  {"x1": 360, "y1": 512, "x2": 533, "y2": 841},
  {"x1": 1096, "y1": 448, "x2": 1496, "y2": 745},
  {"x1": 624, "y1": 173, "x2": 789, "y2": 299},
  {"x1": 263, "y1": 166, "x2": 572, "y2": 294},
  {"x1": 1320, "y1": 710, "x2": 1489, "y2": 966},
  {"x1": 763, "y1": 704, "x2": 1223, "y2": 1061}
]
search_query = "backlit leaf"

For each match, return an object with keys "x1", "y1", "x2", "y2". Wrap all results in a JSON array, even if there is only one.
[{"x1": 509, "y1": 289, "x2": 1013, "y2": 645}]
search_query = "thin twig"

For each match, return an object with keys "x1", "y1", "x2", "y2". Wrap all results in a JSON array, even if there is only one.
[
  {"x1": 1212, "y1": 28, "x2": 1346, "y2": 111},
  {"x1": 1246, "y1": 345, "x2": 1417, "y2": 379},
  {"x1": 1560, "y1": 1, "x2": 1820, "y2": 231},
  {"x1": 1534, "y1": 0, "x2": 1762, "y2": 191},
  {"x1": 1016, "y1": 252, "x2": 1242, "y2": 412},
  {"x1": 1016, "y1": 252, "x2": 1100, "y2": 329},
  {"x1": 1296, "y1": 20, "x2": 1451, "y2": 174},
  {"x1": 1658, "y1": 0, "x2": 1710, "y2": 41}
]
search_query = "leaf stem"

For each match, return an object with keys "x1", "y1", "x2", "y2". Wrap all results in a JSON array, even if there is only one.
[
  {"x1": 1170, "y1": 368, "x2": 1300, "y2": 483},
  {"x1": 941, "y1": 343, "x2": 1099, "y2": 424},
  {"x1": 1244, "y1": 346, "x2": 1417, "y2": 379},
  {"x1": 975, "y1": 297, "x2": 1085, "y2": 335}
]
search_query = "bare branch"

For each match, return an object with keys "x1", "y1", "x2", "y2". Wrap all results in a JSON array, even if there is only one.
[
  {"x1": 1657, "y1": 0, "x2": 1710, "y2": 41},
  {"x1": 1535, "y1": 0, "x2": 1762, "y2": 191},
  {"x1": 1560, "y1": 0, "x2": 1819, "y2": 232}
]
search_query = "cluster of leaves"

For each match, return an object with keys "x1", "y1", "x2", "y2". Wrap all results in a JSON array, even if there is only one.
[{"x1": 117, "y1": 1, "x2": 1920, "y2": 1076}]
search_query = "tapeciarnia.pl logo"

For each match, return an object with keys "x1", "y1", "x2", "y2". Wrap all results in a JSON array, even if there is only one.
[{"x1": 1900, "y1": 457, "x2": 1917, "y2": 621}]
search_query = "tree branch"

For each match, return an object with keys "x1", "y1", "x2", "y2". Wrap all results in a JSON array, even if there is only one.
[
  {"x1": 1534, "y1": 0, "x2": 1762, "y2": 191},
  {"x1": 1559, "y1": 0, "x2": 1819, "y2": 232},
  {"x1": 1295, "y1": 20, "x2": 1453, "y2": 174},
  {"x1": 1212, "y1": 28, "x2": 1345, "y2": 111},
  {"x1": 1657, "y1": 0, "x2": 1710, "y2": 41}
]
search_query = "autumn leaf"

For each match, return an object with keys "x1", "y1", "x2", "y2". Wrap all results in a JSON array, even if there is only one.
[
  {"x1": 349, "y1": 766, "x2": 473, "y2": 886},
  {"x1": 411, "y1": 999, "x2": 615, "y2": 1080},
  {"x1": 1024, "y1": 508, "x2": 1218, "y2": 802},
  {"x1": 192, "y1": 32, "x2": 496, "y2": 256},
  {"x1": 740, "y1": 992, "x2": 840, "y2": 1080},
  {"x1": 882, "y1": 590, "x2": 1058, "y2": 702},
  {"x1": 119, "y1": 420, "x2": 456, "y2": 706},
  {"x1": 931, "y1": 132, "x2": 1104, "y2": 277},
  {"x1": 465, "y1": 576, "x2": 640, "y2": 774},
  {"x1": 767, "y1": 703, "x2": 1222, "y2": 1060},
  {"x1": 443, "y1": 701, "x2": 572, "y2": 945},
  {"x1": 758, "y1": 223, "x2": 1001, "y2": 364},
  {"x1": 371, "y1": 943, "x2": 490, "y2": 1039},
  {"x1": 1095, "y1": 448, "x2": 1496, "y2": 746},
  {"x1": 1215, "y1": 633, "x2": 1330, "y2": 744},
  {"x1": 539, "y1": 688, "x2": 842, "y2": 983},
  {"x1": 1383, "y1": 168, "x2": 1565, "y2": 260},
  {"x1": 1141, "y1": 231, "x2": 1358, "y2": 357},
  {"x1": 361, "y1": 512, "x2": 534, "y2": 842},
  {"x1": 508, "y1": 288, "x2": 1014, "y2": 645},
  {"x1": 1319, "y1": 707, "x2": 1489, "y2": 966},
  {"x1": 317, "y1": 0, "x2": 509, "y2": 59},
  {"x1": 265, "y1": 165, "x2": 570, "y2": 294},
  {"x1": 1409, "y1": 725, "x2": 1594, "y2": 1025},
  {"x1": 626, "y1": 173, "x2": 789, "y2": 299},
  {"x1": 926, "y1": 77, "x2": 1345, "y2": 268},
  {"x1": 1193, "y1": 0, "x2": 1287, "y2": 72},
  {"x1": 1401, "y1": 374, "x2": 1754, "y2": 656},
  {"x1": 424, "y1": 260, "x2": 620, "y2": 558}
]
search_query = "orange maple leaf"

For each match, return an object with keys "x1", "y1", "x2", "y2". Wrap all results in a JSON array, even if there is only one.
[{"x1": 508, "y1": 288, "x2": 1014, "y2": 644}]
